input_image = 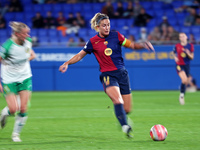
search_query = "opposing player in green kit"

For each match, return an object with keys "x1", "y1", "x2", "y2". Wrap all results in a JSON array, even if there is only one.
[{"x1": 0, "y1": 21, "x2": 35, "y2": 142}]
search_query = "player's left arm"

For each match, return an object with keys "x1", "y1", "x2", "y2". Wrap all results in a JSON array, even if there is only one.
[
  {"x1": 29, "y1": 49, "x2": 36, "y2": 61},
  {"x1": 184, "y1": 44, "x2": 194, "y2": 60},
  {"x1": 122, "y1": 38, "x2": 155, "y2": 52},
  {"x1": 185, "y1": 49, "x2": 194, "y2": 60}
]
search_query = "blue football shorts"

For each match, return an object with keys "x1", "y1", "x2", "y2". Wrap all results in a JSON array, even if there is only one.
[
  {"x1": 176, "y1": 64, "x2": 190, "y2": 77},
  {"x1": 99, "y1": 67, "x2": 131, "y2": 95}
]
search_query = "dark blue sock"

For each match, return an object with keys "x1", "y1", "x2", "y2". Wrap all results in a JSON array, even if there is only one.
[
  {"x1": 180, "y1": 83, "x2": 186, "y2": 94},
  {"x1": 114, "y1": 104, "x2": 127, "y2": 126}
]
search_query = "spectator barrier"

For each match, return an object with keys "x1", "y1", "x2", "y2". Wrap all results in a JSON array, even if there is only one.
[{"x1": 31, "y1": 45, "x2": 200, "y2": 91}]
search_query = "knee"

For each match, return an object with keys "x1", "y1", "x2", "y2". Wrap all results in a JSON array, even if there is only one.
[
  {"x1": 20, "y1": 106, "x2": 27, "y2": 114},
  {"x1": 9, "y1": 107, "x2": 18, "y2": 114},
  {"x1": 182, "y1": 79, "x2": 188, "y2": 84}
]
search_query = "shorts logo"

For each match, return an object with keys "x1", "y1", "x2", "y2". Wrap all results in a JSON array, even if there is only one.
[
  {"x1": 181, "y1": 52, "x2": 186, "y2": 58},
  {"x1": 103, "y1": 76, "x2": 110, "y2": 86},
  {"x1": 177, "y1": 65, "x2": 181, "y2": 71},
  {"x1": 3, "y1": 85, "x2": 10, "y2": 93},
  {"x1": 104, "y1": 48, "x2": 112, "y2": 56}
]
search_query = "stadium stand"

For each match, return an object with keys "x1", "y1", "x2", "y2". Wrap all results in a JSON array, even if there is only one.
[{"x1": 0, "y1": 0, "x2": 200, "y2": 46}]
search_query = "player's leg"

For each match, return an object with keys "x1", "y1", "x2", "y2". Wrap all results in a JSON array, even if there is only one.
[
  {"x1": 106, "y1": 86, "x2": 132, "y2": 138},
  {"x1": 122, "y1": 94, "x2": 133, "y2": 127},
  {"x1": 12, "y1": 90, "x2": 30, "y2": 142},
  {"x1": 122, "y1": 94, "x2": 132, "y2": 114},
  {"x1": 0, "y1": 94, "x2": 18, "y2": 128},
  {"x1": 178, "y1": 71, "x2": 188, "y2": 105}
]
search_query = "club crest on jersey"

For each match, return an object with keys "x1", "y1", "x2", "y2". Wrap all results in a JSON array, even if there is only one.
[
  {"x1": 104, "y1": 41, "x2": 108, "y2": 45},
  {"x1": 104, "y1": 48, "x2": 112, "y2": 56},
  {"x1": 25, "y1": 48, "x2": 30, "y2": 53},
  {"x1": 181, "y1": 52, "x2": 186, "y2": 58}
]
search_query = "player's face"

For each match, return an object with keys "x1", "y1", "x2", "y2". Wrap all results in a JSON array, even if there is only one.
[
  {"x1": 16, "y1": 28, "x2": 30, "y2": 43},
  {"x1": 98, "y1": 19, "x2": 110, "y2": 37},
  {"x1": 179, "y1": 33, "x2": 187, "y2": 43}
]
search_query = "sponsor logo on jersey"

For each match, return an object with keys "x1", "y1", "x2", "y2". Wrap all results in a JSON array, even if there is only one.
[
  {"x1": 104, "y1": 41, "x2": 108, "y2": 45},
  {"x1": 104, "y1": 48, "x2": 112, "y2": 56}
]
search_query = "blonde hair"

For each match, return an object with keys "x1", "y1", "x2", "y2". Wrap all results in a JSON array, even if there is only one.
[
  {"x1": 9, "y1": 21, "x2": 30, "y2": 33},
  {"x1": 90, "y1": 13, "x2": 109, "y2": 32}
]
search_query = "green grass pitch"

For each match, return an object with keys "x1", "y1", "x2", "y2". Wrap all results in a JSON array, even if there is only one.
[{"x1": 0, "y1": 91, "x2": 199, "y2": 150}]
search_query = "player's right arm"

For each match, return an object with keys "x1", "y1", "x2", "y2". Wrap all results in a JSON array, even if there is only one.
[
  {"x1": 172, "y1": 45, "x2": 179, "y2": 62},
  {"x1": 59, "y1": 50, "x2": 87, "y2": 73}
]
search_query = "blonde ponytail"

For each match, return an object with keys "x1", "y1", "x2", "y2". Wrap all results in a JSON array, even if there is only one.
[
  {"x1": 90, "y1": 13, "x2": 109, "y2": 32},
  {"x1": 9, "y1": 21, "x2": 29, "y2": 33}
]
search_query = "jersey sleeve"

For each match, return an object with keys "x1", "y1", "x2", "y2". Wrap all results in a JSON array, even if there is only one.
[
  {"x1": 0, "y1": 46, "x2": 7, "y2": 59},
  {"x1": 0, "y1": 39, "x2": 12, "y2": 59},
  {"x1": 117, "y1": 31, "x2": 125, "y2": 45},
  {"x1": 83, "y1": 40, "x2": 93, "y2": 54},
  {"x1": 173, "y1": 44, "x2": 177, "y2": 54}
]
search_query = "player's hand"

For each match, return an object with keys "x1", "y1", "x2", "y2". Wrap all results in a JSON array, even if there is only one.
[
  {"x1": 174, "y1": 57, "x2": 179, "y2": 62},
  {"x1": 59, "y1": 63, "x2": 68, "y2": 73},
  {"x1": 184, "y1": 49, "x2": 190, "y2": 54},
  {"x1": 142, "y1": 41, "x2": 155, "y2": 53},
  {"x1": 0, "y1": 83, "x2": 3, "y2": 93}
]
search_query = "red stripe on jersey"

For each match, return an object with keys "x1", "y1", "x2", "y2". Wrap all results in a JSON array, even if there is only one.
[
  {"x1": 117, "y1": 31, "x2": 125, "y2": 45},
  {"x1": 90, "y1": 35, "x2": 117, "y2": 72}
]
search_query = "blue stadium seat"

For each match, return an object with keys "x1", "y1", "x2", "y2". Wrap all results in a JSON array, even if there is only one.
[
  {"x1": 72, "y1": 3, "x2": 82, "y2": 12},
  {"x1": 83, "y1": 12, "x2": 94, "y2": 21},
  {"x1": 49, "y1": 37, "x2": 60, "y2": 44},
  {"x1": 0, "y1": 30, "x2": 8, "y2": 37},
  {"x1": 93, "y1": 3, "x2": 104, "y2": 13},
  {"x1": 59, "y1": 36, "x2": 70, "y2": 43},
  {"x1": 173, "y1": 25, "x2": 180, "y2": 32},
  {"x1": 147, "y1": 19, "x2": 156, "y2": 28},
  {"x1": 128, "y1": 28, "x2": 139, "y2": 36},
  {"x1": 117, "y1": 19, "x2": 126, "y2": 28},
  {"x1": 33, "y1": 4, "x2": 43, "y2": 12},
  {"x1": 152, "y1": 1, "x2": 163, "y2": 9},
  {"x1": 4, "y1": 13, "x2": 15, "y2": 22},
  {"x1": 48, "y1": 29, "x2": 58, "y2": 37},
  {"x1": 24, "y1": 5, "x2": 33, "y2": 13},
  {"x1": 20, "y1": 0, "x2": 32, "y2": 5},
  {"x1": 38, "y1": 29, "x2": 48, "y2": 37},
  {"x1": 180, "y1": 27, "x2": 191, "y2": 34},
  {"x1": 14, "y1": 13, "x2": 25, "y2": 22},
  {"x1": 62, "y1": 4, "x2": 73, "y2": 13},
  {"x1": 43, "y1": 5, "x2": 53, "y2": 12},
  {"x1": 110, "y1": 19, "x2": 118, "y2": 28},
  {"x1": 191, "y1": 26, "x2": 200, "y2": 34},
  {"x1": 118, "y1": 29, "x2": 128, "y2": 37},
  {"x1": 38, "y1": 36, "x2": 49, "y2": 43},
  {"x1": 172, "y1": 1, "x2": 183, "y2": 9},
  {"x1": 168, "y1": 18, "x2": 178, "y2": 26},
  {"x1": 30, "y1": 29, "x2": 38, "y2": 37},
  {"x1": 82, "y1": 3, "x2": 93, "y2": 12},
  {"x1": 141, "y1": 2, "x2": 152, "y2": 10},
  {"x1": 78, "y1": 28, "x2": 88, "y2": 37},
  {"x1": 88, "y1": 29, "x2": 96, "y2": 37},
  {"x1": 126, "y1": 19, "x2": 134, "y2": 27},
  {"x1": 53, "y1": 4, "x2": 63, "y2": 13}
]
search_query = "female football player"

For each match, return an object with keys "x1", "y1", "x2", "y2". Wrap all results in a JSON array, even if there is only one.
[
  {"x1": 0, "y1": 21, "x2": 34, "y2": 142},
  {"x1": 173, "y1": 32, "x2": 194, "y2": 105},
  {"x1": 59, "y1": 13, "x2": 154, "y2": 138}
]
